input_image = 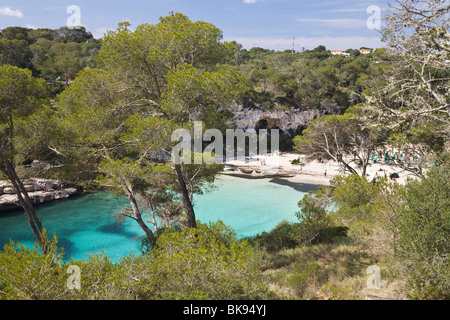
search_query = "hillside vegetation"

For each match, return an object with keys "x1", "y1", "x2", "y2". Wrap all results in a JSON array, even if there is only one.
[{"x1": 0, "y1": 0, "x2": 448, "y2": 300}]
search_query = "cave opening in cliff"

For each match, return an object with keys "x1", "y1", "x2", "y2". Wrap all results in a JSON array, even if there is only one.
[
  {"x1": 255, "y1": 119, "x2": 269, "y2": 131},
  {"x1": 254, "y1": 118, "x2": 282, "y2": 134}
]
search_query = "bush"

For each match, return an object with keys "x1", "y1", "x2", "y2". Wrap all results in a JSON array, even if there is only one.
[
  {"x1": 328, "y1": 174, "x2": 397, "y2": 238},
  {"x1": 395, "y1": 164, "x2": 450, "y2": 299},
  {"x1": 0, "y1": 221, "x2": 271, "y2": 300},
  {"x1": 296, "y1": 193, "x2": 332, "y2": 244},
  {"x1": 0, "y1": 236, "x2": 131, "y2": 300},
  {"x1": 0, "y1": 235, "x2": 67, "y2": 300},
  {"x1": 249, "y1": 193, "x2": 348, "y2": 253},
  {"x1": 250, "y1": 221, "x2": 304, "y2": 252},
  {"x1": 142, "y1": 221, "x2": 270, "y2": 300},
  {"x1": 289, "y1": 261, "x2": 319, "y2": 298},
  {"x1": 316, "y1": 226, "x2": 349, "y2": 243}
]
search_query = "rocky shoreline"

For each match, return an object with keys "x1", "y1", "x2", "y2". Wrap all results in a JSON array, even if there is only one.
[{"x1": 0, "y1": 178, "x2": 82, "y2": 212}]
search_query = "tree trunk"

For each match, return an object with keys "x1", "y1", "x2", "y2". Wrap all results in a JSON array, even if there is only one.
[
  {"x1": 3, "y1": 161, "x2": 48, "y2": 254},
  {"x1": 362, "y1": 162, "x2": 367, "y2": 176},
  {"x1": 361, "y1": 147, "x2": 373, "y2": 177},
  {"x1": 125, "y1": 185, "x2": 156, "y2": 244},
  {"x1": 336, "y1": 154, "x2": 359, "y2": 176},
  {"x1": 145, "y1": 195, "x2": 159, "y2": 233},
  {"x1": 1, "y1": 115, "x2": 48, "y2": 253},
  {"x1": 174, "y1": 163, "x2": 197, "y2": 229}
]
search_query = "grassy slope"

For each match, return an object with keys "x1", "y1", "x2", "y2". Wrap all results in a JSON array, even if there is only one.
[{"x1": 259, "y1": 237, "x2": 407, "y2": 300}]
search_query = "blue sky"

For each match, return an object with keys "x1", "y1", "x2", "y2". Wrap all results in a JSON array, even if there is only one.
[{"x1": 0, "y1": 0, "x2": 391, "y2": 51}]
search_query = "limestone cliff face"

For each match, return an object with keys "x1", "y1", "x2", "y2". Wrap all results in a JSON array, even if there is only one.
[{"x1": 234, "y1": 102, "x2": 341, "y2": 136}]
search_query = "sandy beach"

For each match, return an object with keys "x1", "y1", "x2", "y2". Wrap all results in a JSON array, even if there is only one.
[{"x1": 224, "y1": 152, "x2": 416, "y2": 186}]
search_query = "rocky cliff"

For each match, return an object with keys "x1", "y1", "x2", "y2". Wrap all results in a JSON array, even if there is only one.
[
  {"x1": 0, "y1": 178, "x2": 81, "y2": 212},
  {"x1": 234, "y1": 102, "x2": 341, "y2": 136}
]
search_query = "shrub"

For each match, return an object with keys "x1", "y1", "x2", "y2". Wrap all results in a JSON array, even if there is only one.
[
  {"x1": 316, "y1": 226, "x2": 349, "y2": 243},
  {"x1": 0, "y1": 221, "x2": 271, "y2": 300},
  {"x1": 0, "y1": 235, "x2": 67, "y2": 300},
  {"x1": 250, "y1": 221, "x2": 304, "y2": 252},
  {"x1": 328, "y1": 174, "x2": 398, "y2": 239},
  {"x1": 395, "y1": 164, "x2": 450, "y2": 299},
  {"x1": 144, "y1": 221, "x2": 270, "y2": 300},
  {"x1": 296, "y1": 193, "x2": 332, "y2": 244},
  {"x1": 289, "y1": 261, "x2": 319, "y2": 298}
]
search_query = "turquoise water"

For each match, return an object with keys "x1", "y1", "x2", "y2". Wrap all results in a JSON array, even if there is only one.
[{"x1": 0, "y1": 174, "x2": 317, "y2": 262}]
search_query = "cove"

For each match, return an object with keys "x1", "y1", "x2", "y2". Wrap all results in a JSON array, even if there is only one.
[{"x1": 0, "y1": 174, "x2": 318, "y2": 262}]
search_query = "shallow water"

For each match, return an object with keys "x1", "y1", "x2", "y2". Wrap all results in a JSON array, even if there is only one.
[{"x1": 0, "y1": 174, "x2": 317, "y2": 262}]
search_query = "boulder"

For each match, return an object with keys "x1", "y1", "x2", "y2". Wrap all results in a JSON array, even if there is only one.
[
  {"x1": 51, "y1": 183, "x2": 61, "y2": 190},
  {"x1": 3, "y1": 187, "x2": 15, "y2": 194},
  {"x1": 24, "y1": 185, "x2": 35, "y2": 192},
  {"x1": 0, "y1": 195, "x2": 20, "y2": 211},
  {"x1": 31, "y1": 160, "x2": 41, "y2": 168}
]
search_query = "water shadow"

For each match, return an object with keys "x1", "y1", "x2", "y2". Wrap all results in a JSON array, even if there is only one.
[
  {"x1": 97, "y1": 222, "x2": 141, "y2": 239},
  {"x1": 57, "y1": 237, "x2": 76, "y2": 259},
  {"x1": 268, "y1": 178, "x2": 320, "y2": 193},
  {"x1": 0, "y1": 207, "x2": 27, "y2": 218}
]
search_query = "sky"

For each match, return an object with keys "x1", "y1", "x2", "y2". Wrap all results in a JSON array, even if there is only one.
[{"x1": 0, "y1": 0, "x2": 392, "y2": 51}]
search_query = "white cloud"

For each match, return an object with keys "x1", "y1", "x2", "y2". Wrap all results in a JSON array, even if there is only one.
[
  {"x1": 0, "y1": 6, "x2": 24, "y2": 18},
  {"x1": 93, "y1": 27, "x2": 113, "y2": 40},
  {"x1": 324, "y1": 8, "x2": 367, "y2": 13},
  {"x1": 226, "y1": 35, "x2": 383, "y2": 51},
  {"x1": 244, "y1": 0, "x2": 259, "y2": 4},
  {"x1": 296, "y1": 18, "x2": 366, "y2": 28}
]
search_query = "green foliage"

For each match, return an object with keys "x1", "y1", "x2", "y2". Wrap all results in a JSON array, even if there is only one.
[
  {"x1": 145, "y1": 221, "x2": 268, "y2": 300},
  {"x1": 238, "y1": 46, "x2": 376, "y2": 109},
  {"x1": 289, "y1": 261, "x2": 319, "y2": 298},
  {"x1": 1, "y1": 27, "x2": 33, "y2": 43},
  {"x1": 296, "y1": 193, "x2": 332, "y2": 243},
  {"x1": 292, "y1": 163, "x2": 449, "y2": 300},
  {"x1": 0, "y1": 65, "x2": 49, "y2": 119},
  {"x1": 0, "y1": 235, "x2": 67, "y2": 300},
  {"x1": 332, "y1": 174, "x2": 379, "y2": 208},
  {"x1": 329, "y1": 174, "x2": 397, "y2": 238},
  {"x1": 53, "y1": 13, "x2": 249, "y2": 234},
  {"x1": 297, "y1": 191, "x2": 348, "y2": 244},
  {"x1": 162, "y1": 63, "x2": 248, "y2": 126},
  {"x1": 261, "y1": 241, "x2": 372, "y2": 300},
  {"x1": 291, "y1": 157, "x2": 305, "y2": 166},
  {"x1": 0, "y1": 39, "x2": 32, "y2": 69},
  {"x1": 293, "y1": 110, "x2": 383, "y2": 176},
  {"x1": 0, "y1": 222, "x2": 270, "y2": 300},
  {"x1": 53, "y1": 27, "x2": 94, "y2": 44},
  {"x1": 0, "y1": 65, "x2": 49, "y2": 164},
  {"x1": 250, "y1": 220, "x2": 304, "y2": 253},
  {"x1": 2, "y1": 7, "x2": 448, "y2": 301},
  {"x1": 14, "y1": 105, "x2": 59, "y2": 164},
  {"x1": 395, "y1": 164, "x2": 450, "y2": 299},
  {"x1": 251, "y1": 192, "x2": 347, "y2": 253},
  {"x1": 0, "y1": 26, "x2": 99, "y2": 84}
]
